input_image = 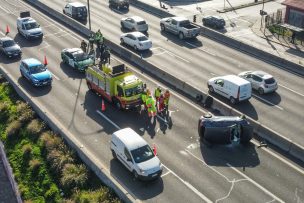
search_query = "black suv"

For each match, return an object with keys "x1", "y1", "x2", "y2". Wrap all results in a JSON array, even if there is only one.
[
  {"x1": 0, "y1": 37, "x2": 22, "y2": 58},
  {"x1": 202, "y1": 16, "x2": 226, "y2": 29},
  {"x1": 109, "y1": 0, "x2": 129, "y2": 9},
  {"x1": 198, "y1": 114, "x2": 253, "y2": 146}
]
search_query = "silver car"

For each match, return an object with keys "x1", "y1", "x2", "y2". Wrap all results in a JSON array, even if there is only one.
[
  {"x1": 238, "y1": 70, "x2": 278, "y2": 94},
  {"x1": 121, "y1": 16, "x2": 148, "y2": 32}
]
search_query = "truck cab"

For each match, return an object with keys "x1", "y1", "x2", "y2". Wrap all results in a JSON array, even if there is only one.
[
  {"x1": 17, "y1": 11, "x2": 43, "y2": 40},
  {"x1": 63, "y1": 2, "x2": 87, "y2": 20}
]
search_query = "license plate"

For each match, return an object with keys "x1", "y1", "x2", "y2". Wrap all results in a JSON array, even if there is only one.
[{"x1": 43, "y1": 82, "x2": 47, "y2": 85}]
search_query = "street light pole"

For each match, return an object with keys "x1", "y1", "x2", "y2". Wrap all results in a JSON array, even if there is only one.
[
  {"x1": 260, "y1": 0, "x2": 265, "y2": 30},
  {"x1": 87, "y1": 0, "x2": 91, "y2": 30}
]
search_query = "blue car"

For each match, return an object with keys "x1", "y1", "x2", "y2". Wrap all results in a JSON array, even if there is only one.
[{"x1": 20, "y1": 58, "x2": 52, "y2": 86}]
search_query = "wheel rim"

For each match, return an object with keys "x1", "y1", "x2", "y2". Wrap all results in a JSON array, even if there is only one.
[
  {"x1": 115, "y1": 100, "x2": 121, "y2": 109},
  {"x1": 179, "y1": 33, "x2": 183, "y2": 39},
  {"x1": 134, "y1": 171, "x2": 138, "y2": 179},
  {"x1": 258, "y1": 88, "x2": 264, "y2": 94},
  {"x1": 161, "y1": 24, "x2": 165, "y2": 31},
  {"x1": 209, "y1": 86, "x2": 214, "y2": 93},
  {"x1": 120, "y1": 38, "x2": 124, "y2": 44},
  {"x1": 230, "y1": 97, "x2": 235, "y2": 104},
  {"x1": 134, "y1": 45, "x2": 137, "y2": 50}
]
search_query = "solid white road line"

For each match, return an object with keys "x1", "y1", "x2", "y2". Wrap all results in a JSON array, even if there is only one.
[
  {"x1": 160, "y1": 171, "x2": 171, "y2": 177},
  {"x1": 185, "y1": 42, "x2": 216, "y2": 56},
  {"x1": 252, "y1": 94, "x2": 284, "y2": 110},
  {"x1": 278, "y1": 83, "x2": 304, "y2": 97},
  {"x1": 52, "y1": 73, "x2": 60, "y2": 81},
  {"x1": 96, "y1": 110, "x2": 120, "y2": 130},
  {"x1": 164, "y1": 49, "x2": 190, "y2": 63},
  {"x1": 227, "y1": 163, "x2": 285, "y2": 203},
  {"x1": 0, "y1": 5, "x2": 10, "y2": 13}
]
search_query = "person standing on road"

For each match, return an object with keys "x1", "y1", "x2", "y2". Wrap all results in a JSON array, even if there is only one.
[
  {"x1": 291, "y1": 32, "x2": 296, "y2": 44},
  {"x1": 154, "y1": 86, "x2": 162, "y2": 106},
  {"x1": 163, "y1": 89, "x2": 170, "y2": 114},
  {"x1": 95, "y1": 29, "x2": 103, "y2": 50},
  {"x1": 89, "y1": 33, "x2": 95, "y2": 51},
  {"x1": 158, "y1": 94, "x2": 165, "y2": 115},
  {"x1": 80, "y1": 40, "x2": 87, "y2": 53},
  {"x1": 146, "y1": 95, "x2": 157, "y2": 118}
]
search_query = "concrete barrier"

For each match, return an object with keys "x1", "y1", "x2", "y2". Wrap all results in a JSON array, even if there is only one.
[
  {"x1": 130, "y1": 0, "x2": 174, "y2": 18},
  {"x1": 24, "y1": 0, "x2": 304, "y2": 164}
]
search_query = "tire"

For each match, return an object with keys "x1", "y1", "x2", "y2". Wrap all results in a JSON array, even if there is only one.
[
  {"x1": 111, "y1": 150, "x2": 117, "y2": 159},
  {"x1": 17, "y1": 27, "x2": 21, "y2": 34},
  {"x1": 133, "y1": 170, "x2": 139, "y2": 180},
  {"x1": 230, "y1": 97, "x2": 236, "y2": 105},
  {"x1": 208, "y1": 86, "x2": 214, "y2": 93},
  {"x1": 160, "y1": 24, "x2": 165, "y2": 31},
  {"x1": 20, "y1": 71, "x2": 25, "y2": 78},
  {"x1": 87, "y1": 83, "x2": 93, "y2": 91},
  {"x1": 117, "y1": 5, "x2": 120, "y2": 9},
  {"x1": 63, "y1": 10, "x2": 66, "y2": 14},
  {"x1": 120, "y1": 22, "x2": 125, "y2": 29},
  {"x1": 120, "y1": 38, "x2": 124, "y2": 44},
  {"x1": 114, "y1": 98, "x2": 122, "y2": 110},
  {"x1": 179, "y1": 32, "x2": 184, "y2": 40},
  {"x1": 134, "y1": 45, "x2": 138, "y2": 51},
  {"x1": 258, "y1": 87, "x2": 264, "y2": 95}
]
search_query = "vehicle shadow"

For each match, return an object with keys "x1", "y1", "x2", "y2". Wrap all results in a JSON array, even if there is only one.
[
  {"x1": 108, "y1": 5, "x2": 129, "y2": 14},
  {"x1": 17, "y1": 77, "x2": 52, "y2": 97},
  {"x1": 119, "y1": 42, "x2": 153, "y2": 58},
  {"x1": 160, "y1": 31, "x2": 203, "y2": 49},
  {"x1": 109, "y1": 159, "x2": 164, "y2": 200},
  {"x1": 200, "y1": 142, "x2": 260, "y2": 168},
  {"x1": 13, "y1": 34, "x2": 43, "y2": 48},
  {"x1": 208, "y1": 93, "x2": 259, "y2": 120},
  {"x1": 60, "y1": 61, "x2": 85, "y2": 79},
  {"x1": 252, "y1": 91, "x2": 282, "y2": 106}
]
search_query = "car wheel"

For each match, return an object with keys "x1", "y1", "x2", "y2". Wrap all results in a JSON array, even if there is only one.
[
  {"x1": 179, "y1": 32, "x2": 184, "y2": 40},
  {"x1": 230, "y1": 97, "x2": 236, "y2": 105},
  {"x1": 120, "y1": 38, "x2": 124, "y2": 44},
  {"x1": 20, "y1": 71, "x2": 25, "y2": 78},
  {"x1": 111, "y1": 150, "x2": 117, "y2": 159},
  {"x1": 87, "y1": 83, "x2": 93, "y2": 92},
  {"x1": 114, "y1": 98, "x2": 122, "y2": 110},
  {"x1": 120, "y1": 22, "x2": 125, "y2": 29},
  {"x1": 63, "y1": 10, "x2": 66, "y2": 14},
  {"x1": 133, "y1": 170, "x2": 139, "y2": 180},
  {"x1": 134, "y1": 45, "x2": 138, "y2": 51},
  {"x1": 208, "y1": 86, "x2": 214, "y2": 93},
  {"x1": 160, "y1": 24, "x2": 165, "y2": 31},
  {"x1": 258, "y1": 87, "x2": 264, "y2": 95},
  {"x1": 117, "y1": 5, "x2": 120, "y2": 9}
]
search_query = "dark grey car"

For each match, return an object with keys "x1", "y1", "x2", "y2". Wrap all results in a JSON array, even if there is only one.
[
  {"x1": 0, "y1": 37, "x2": 22, "y2": 58},
  {"x1": 202, "y1": 16, "x2": 226, "y2": 29},
  {"x1": 109, "y1": 0, "x2": 129, "y2": 9},
  {"x1": 198, "y1": 114, "x2": 253, "y2": 146}
]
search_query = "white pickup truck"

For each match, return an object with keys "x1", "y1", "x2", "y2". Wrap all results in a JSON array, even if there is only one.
[
  {"x1": 160, "y1": 16, "x2": 201, "y2": 39},
  {"x1": 17, "y1": 11, "x2": 43, "y2": 40}
]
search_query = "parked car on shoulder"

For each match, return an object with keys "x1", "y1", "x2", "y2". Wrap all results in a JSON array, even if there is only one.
[
  {"x1": 0, "y1": 37, "x2": 22, "y2": 58},
  {"x1": 17, "y1": 11, "x2": 43, "y2": 40},
  {"x1": 63, "y1": 2, "x2": 87, "y2": 20},
  {"x1": 202, "y1": 16, "x2": 226, "y2": 29},
  {"x1": 121, "y1": 16, "x2": 148, "y2": 32},
  {"x1": 111, "y1": 128, "x2": 163, "y2": 181},
  {"x1": 109, "y1": 0, "x2": 129, "y2": 9},
  {"x1": 198, "y1": 114, "x2": 253, "y2": 146},
  {"x1": 208, "y1": 75, "x2": 252, "y2": 104},
  {"x1": 238, "y1": 70, "x2": 278, "y2": 94},
  {"x1": 20, "y1": 58, "x2": 52, "y2": 86},
  {"x1": 61, "y1": 48, "x2": 94, "y2": 72},
  {"x1": 120, "y1": 31, "x2": 152, "y2": 51}
]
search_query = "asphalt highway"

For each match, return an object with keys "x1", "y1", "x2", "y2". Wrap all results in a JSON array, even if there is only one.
[
  {"x1": 0, "y1": 0, "x2": 304, "y2": 202},
  {"x1": 38, "y1": 0, "x2": 304, "y2": 147}
]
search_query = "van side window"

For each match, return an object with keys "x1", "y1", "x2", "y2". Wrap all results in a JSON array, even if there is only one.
[
  {"x1": 124, "y1": 148, "x2": 132, "y2": 161},
  {"x1": 117, "y1": 86, "x2": 124, "y2": 97},
  {"x1": 215, "y1": 79, "x2": 224, "y2": 87}
]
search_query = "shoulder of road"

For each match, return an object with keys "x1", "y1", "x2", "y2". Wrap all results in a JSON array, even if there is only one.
[{"x1": 135, "y1": 0, "x2": 304, "y2": 68}]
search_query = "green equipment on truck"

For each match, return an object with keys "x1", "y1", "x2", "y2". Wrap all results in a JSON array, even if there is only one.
[{"x1": 85, "y1": 61, "x2": 144, "y2": 110}]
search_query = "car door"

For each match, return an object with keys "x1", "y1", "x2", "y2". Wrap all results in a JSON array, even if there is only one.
[
  {"x1": 123, "y1": 147, "x2": 133, "y2": 171},
  {"x1": 67, "y1": 53, "x2": 75, "y2": 67},
  {"x1": 170, "y1": 19, "x2": 178, "y2": 34},
  {"x1": 22, "y1": 63, "x2": 30, "y2": 80},
  {"x1": 251, "y1": 75, "x2": 262, "y2": 90},
  {"x1": 125, "y1": 18, "x2": 133, "y2": 30},
  {"x1": 0, "y1": 41, "x2": 3, "y2": 53}
]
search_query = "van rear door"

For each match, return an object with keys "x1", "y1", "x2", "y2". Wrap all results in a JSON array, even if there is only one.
[{"x1": 239, "y1": 83, "x2": 251, "y2": 101}]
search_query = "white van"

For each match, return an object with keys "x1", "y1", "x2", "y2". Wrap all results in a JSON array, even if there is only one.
[
  {"x1": 207, "y1": 75, "x2": 252, "y2": 104},
  {"x1": 111, "y1": 128, "x2": 163, "y2": 180}
]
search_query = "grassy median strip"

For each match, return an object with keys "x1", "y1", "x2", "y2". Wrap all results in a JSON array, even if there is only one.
[{"x1": 0, "y1": 76, "x2": 121, "y2": 203}]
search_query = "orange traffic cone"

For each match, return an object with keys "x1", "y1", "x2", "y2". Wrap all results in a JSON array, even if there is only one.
[
  {"x1": 43, "y1": 55, "x2": 48, "y2": 66},
  {"x1": 5, "y1": 25, "x2": 10, "y2": 35},
  {"x1": 101, "y1": 99, "x2": 106, "y2": 111},
  {"x1": 152, "y1": 144, "x2": 157, "y2": 156}
]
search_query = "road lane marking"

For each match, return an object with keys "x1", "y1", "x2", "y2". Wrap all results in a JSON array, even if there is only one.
[
  {"x1": 162, "y1": 164, "x2": 213, "y2": 203},
  {"x1": 161, "y1": 49, "x2": 190, "y2": 63},
  {"x1": 251, "y1": 140, "x2": 304, "y2": 175},
  {"x1": 227, "y1": 163, "x2": 285, "y2": 203},
  {"x1": 96, "y1": 110, "x2": 120, "y2": 130},
  {"x1": 252, "y1": 94, "x2": 284, "y2": 110},
  {"x1": 160, "y1": 171, "x2": 171, "y2": 177},
  {"x1": 185, "y1": 42, "x2": 216, "y2": 56},
  {"x1": 52, "y1": 73, "x2": 60, "y2": 81},
  {"x1": 278, "y1": 83, "x2": 304, "y2": 97},
  {"x1": 0, "y1": 5, "x2": 10, "y2": 13}
]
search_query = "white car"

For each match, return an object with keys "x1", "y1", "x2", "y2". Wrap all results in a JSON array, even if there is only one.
[
  {"x1": 121, "y1": 16, "x2": 148, "y2": 32},
  {"x1": 238, "y1": 71, "x2": 278, "y2": 94},
  {"x1": 120, "y1": 32, "x2": 152, "y2": 51}
]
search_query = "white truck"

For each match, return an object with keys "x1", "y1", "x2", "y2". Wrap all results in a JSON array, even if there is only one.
[
  {"x1": 17, "y1": 11, "x2": 43, "y2": 40},
  {"x1": 160, "y1": 16, "x2": 201, "y2": 39}
]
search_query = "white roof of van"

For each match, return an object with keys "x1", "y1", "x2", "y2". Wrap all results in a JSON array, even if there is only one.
[
  {"x1": 68, "y1": 2, "x2": 85, "y2": 7},
  {"x1": 113, "y1": 128, "x2": 147, "y2": 150},
  {"x1": 222, "y1": 75, "x2": 250, "y2": 85}
]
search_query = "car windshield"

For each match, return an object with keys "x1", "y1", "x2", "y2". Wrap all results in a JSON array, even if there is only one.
[
  {"x1": 264, "y1": 77, "x2": 275, "y2": 84},
  {"x1": 73, "y1": 52, "x2": 89, "y2": 61},
  {"x1": 2, "y1": 40, "x2": 16, "y2": 48},
  {"x1": 137, "y1": 21, "x2": 146, "y2": 25},
  {"x1": 138, "y1": 36, "x2": 148, "y2": 41},
  {"x1": 179, "y1": 20, "x2": 190, "y2": 27},
  {"x1": 24, "y1": 22, "x2": 39, "y2": 30},
  {"x1": 131, "y1": 145, "x2": 154, "y2": 163},
  {"x1": 125, "y1": 84, "x2": 143, "y2": 97},
  {"x1": 30, "y1": 64, "x2": 46, "y2": 74},
  {"x1": 76, "y1": 7, "x2": 87, "y2": 13}
]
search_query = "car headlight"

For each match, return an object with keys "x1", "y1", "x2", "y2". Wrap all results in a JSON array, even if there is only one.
[
  {"x1": 32, "y1": 78, "x2": 39, "y2": 82},
  {"x1": 139, "y1": 168, "x2": 145, "y2": 174},
  {"x1": 6, "y1": 51, "x2": 12, "y2": 54}
]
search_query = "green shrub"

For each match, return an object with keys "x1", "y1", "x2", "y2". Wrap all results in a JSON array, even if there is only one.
[
  {"x1": 0, "y1": 101, "x2": 9, "y2": 122},
  {"x1": 29, "y1": 159, "x2": 41, "y2": 174},
  {"x1": 61, "y1": 164, "x2": 88, "y2": 190},
  {"x1": 47, "y1": 149, "x2": 74, "y2": 172},
  {"x1": 45, "y1": 183, "x2": 60, "y2": 202},
  {"x1": 74, "y1": 188, "x2": 120, "y2": 203},
  {"x1": 22, "y1": 144, "x2": 32, "y2": 160},
  {"x1": 6, "y1": 120, "x2": 22, "y2": 140},
  {"x1": 40, "y1": 132, "x2": 62, "y2": 151},
  {"x1": 26, "y1": 119, "x2": 45, "y2": 139},
  {"x1": 16, "y1": 101, "x2": 35, "y2": 123},
  {"x1": 19, "y1": 183, "x2": 31, "y2": 200}
]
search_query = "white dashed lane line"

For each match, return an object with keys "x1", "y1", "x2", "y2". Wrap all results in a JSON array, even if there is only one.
[{"x1": 278, "y1": 83, "x2": 304, "y2": 97}]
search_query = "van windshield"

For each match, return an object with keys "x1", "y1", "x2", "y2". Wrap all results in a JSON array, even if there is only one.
[
  {"x1": 131, "y1": 145, "x2": 154, "y2": 163},
  {"x1": 125, "y1": 84, "x2": 143, "y2": 97},
  {"x1": 24, "y1": 22, "x2": 39, "y2": 30}
]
